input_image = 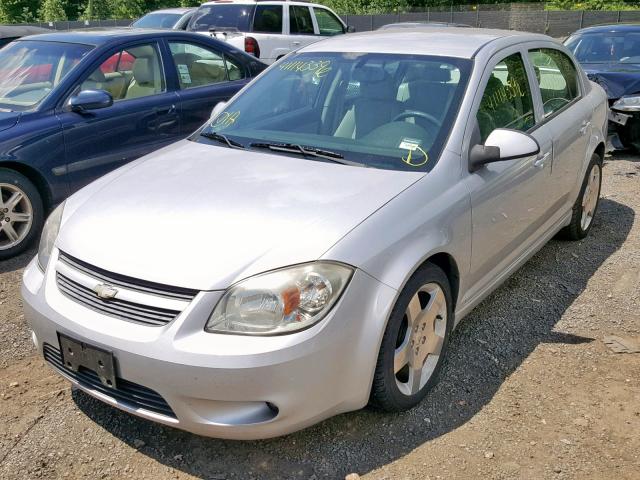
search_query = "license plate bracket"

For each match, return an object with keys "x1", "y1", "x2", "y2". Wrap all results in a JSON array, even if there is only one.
[{"x1": 58, "y1": 333, "x2": 117, "y2": 389}]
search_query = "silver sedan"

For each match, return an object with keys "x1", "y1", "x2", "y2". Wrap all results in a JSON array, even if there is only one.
[{"x1": 22, "y1": 27, "x2": 607, "y2": 439}]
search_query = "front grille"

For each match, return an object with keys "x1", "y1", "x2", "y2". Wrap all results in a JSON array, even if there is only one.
[
  {"x1": 56, "y1": 272, "x2": 180, "y2": 326},
  {"x1": 44, "y1": 343, "x2": 176, "y2": 419},
  {"x1": 58, "y1": 252, "x2": 198, "y2": 301}
]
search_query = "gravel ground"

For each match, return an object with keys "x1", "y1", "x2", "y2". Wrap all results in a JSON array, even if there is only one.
[{"x1": 0, "y1": 152, "x2": 639, "y2": 480}]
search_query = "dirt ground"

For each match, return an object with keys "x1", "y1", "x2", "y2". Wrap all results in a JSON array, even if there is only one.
[{"x1": 0, "y1": 153, "x2": 639, "y2": 480}]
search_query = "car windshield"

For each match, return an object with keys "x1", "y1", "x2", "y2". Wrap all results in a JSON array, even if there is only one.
[
  {"x1": 565, "y1": 32, "x2": 640, "y2": 64},
  {"x1": 0, "y1": 40, "x2": 92, "y2": 111},
  {"x1": 188, "y1": 4, "x2": 254, "y2": 32},
  {"x1": 132, "y1": 12, "x2": 182, "y2": 29},
  {"x1": 196, "y1": 52, "x2": 471, "y2": 172}
]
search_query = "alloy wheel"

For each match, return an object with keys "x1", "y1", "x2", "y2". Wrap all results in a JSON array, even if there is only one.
[
  {"x1": 580, "y1": 164, "x2": 601, "y2": 231},
  {"x1": 0, "y1": 183, "x2": 33, "y2": 250}
]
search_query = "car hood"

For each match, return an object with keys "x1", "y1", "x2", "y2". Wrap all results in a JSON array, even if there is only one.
[
  {"x1": 583, "y1": 63, "x2": 640, "y2": 100},
  {"x1": 58, "y1": 141, "x2": 423, "y2": 291},
  {"x1": 0, "y1": 111, "x2": 21, "y2": 133}
]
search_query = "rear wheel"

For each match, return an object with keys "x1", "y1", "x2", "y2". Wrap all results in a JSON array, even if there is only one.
[
  {"x1": 370, "y1": 263, "x2": 453, "y2": 411},
  {"x1": 558, "y1": 154, "x2": 602, "y2": 241},
  {"x1": 0, "y1": 169, "x2": 44, "y2": 260}
]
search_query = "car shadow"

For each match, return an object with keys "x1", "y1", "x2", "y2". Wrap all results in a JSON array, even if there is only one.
[
  {"x1": 72, "y1": 198, "x2": 633, "y2": 479},
  {"x1": 0, "y1": 248, "x2": 35, "y2": 274}
]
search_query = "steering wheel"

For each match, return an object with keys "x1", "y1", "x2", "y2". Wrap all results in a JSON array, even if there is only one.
[
  {"x1": 542, "y1": 97, "x2": 571, "y2": 115},
  {"x1": 392, "y1": 110, "x2": 442, "y2": 130}
]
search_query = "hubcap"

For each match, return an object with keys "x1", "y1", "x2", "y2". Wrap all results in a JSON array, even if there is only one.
[
  {"x1": 394, "y1": 283, "x2": 447, "y2": 396},
  {"x1": 580, "y1": 164, "x2": 601, "y2": 231},
  {"x1": 0, "y1": 183, "x2": 33, "y2": 250}
]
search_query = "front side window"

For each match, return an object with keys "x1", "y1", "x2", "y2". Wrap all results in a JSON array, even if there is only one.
[
  {"x1": 528, "y1": 48, "x2": 580, "y2": 117},
  {"x1": 197, "y1": 52, "x2": 471, "y2": 172},
  {"x1": 253, "y1": 5, "x2": 283, "y2": 34},
  {"x1": 477, "y1": 53, "x2": 535, "y2": 143},
  {"x1": 0, "y1": 40, "x2": 92, "y2": 111},
  {"x1": 79, "y1": 43, "x2": 165, "y2": 101},
  {"x1": 313, "y1": 8, "x2": 344, "y2": 36},
  {"x1": 169, "y1": 42, "x2": 229, "y2": 89},
  {"x1": 290, "y1": 5, "x2": 314, "y2": 35}
]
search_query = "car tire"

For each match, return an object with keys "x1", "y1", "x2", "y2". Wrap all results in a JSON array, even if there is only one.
[
  {"x1": 0, "y1": 168, "x2": 44, "y2": 260},
  {"x1": 557, "y1": 153, "x2": 602, "y2": 241},
  {"x1": 370, "y1": 263, "x2": 453, "y2": 412}
]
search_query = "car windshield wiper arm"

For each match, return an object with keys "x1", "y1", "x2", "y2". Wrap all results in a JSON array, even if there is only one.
[
  {"x1": 250, "y1": 142, "x2": 367, "y2": 167},
  {"x1": 201, "y1": 131, "x2": 245, "y2": 150}
]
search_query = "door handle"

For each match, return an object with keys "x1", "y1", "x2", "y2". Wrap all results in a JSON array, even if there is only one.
[
  {"x1": 534, "y1": 151, "x2": 551, "y2": 168},
  {"x1": 157, "y1": 104, "x2": 176, "y2": 115},
  {"x1": 579, "y1": 120, "x2": 591, "y2": 135}
]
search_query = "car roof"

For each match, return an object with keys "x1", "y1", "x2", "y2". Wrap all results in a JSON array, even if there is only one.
[
  {"x1": 572, "y1": 23, "x2": 640, "y2": 35},
  {"x1": 201, "y1": 0, "x2": 323, "y2": 5},
  {"x1": 143, "y1": 7, "x2": 194, "y2": 14},
  {"x1": 0, "y1": 25, "x2": 52, "y2": 39},
  {"x1": 302, "y1": 27, "x2": 551, "y2": 59},
  {"x1": 14, "y1": 28, "x2": 201, "y2": 46}
]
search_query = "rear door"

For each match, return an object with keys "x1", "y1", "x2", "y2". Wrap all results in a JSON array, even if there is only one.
[
  {"x1": 59, "y1": 41, "x2": 180, "y2": 192},
  {"x1": 165, "y1": 39, "x2": 250, "y2": 134},
  {"x1": 288, "y1": 5, "x2": 317, "y2": 53},
  {"x1": 527, "y1": 46, "x2": 592, "y2": 212}
]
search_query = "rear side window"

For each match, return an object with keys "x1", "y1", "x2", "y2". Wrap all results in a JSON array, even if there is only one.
[
  {"x1": 253, "y1": 5, "x2": 283, "y2": 34},
  {"x1": 169, "y1": 42, "x2": 232, "y2": 89},
  {"x1": 290, "y1": 5, "x2": 314, "y2": 35},
  {"x1": 477, "y1": 52, "x2": 535, "y2": 143},
  {"x1": 313, "y1": 8, "x2": 344, "y2": 36},
  {"x1": 528, "y1": 48, "x2": 580, "y2": 117}
]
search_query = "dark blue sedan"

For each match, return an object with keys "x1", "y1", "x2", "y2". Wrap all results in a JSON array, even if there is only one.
[{"x1": 0, "y1": 29, "x2": 266, "y2": 259}]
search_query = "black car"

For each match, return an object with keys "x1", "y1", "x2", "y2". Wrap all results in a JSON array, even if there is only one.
[
  {"x1": 0, "y1": 25, "x2": 52, "y2": 48},
  {"x1": 565, "y1": 24, "x2": 640, "y2": 150}
]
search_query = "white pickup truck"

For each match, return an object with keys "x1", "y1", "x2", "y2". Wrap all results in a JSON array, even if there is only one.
[{"x1": 187, "y1": 0, "x2": 352, "y2": 64}]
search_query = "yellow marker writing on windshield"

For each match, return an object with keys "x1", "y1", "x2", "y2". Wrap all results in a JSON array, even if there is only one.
[{"x1": 402, "y1": 146, "x2": 429, "y2": 167}]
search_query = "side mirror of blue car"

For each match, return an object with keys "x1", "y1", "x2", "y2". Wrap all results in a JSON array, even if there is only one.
[{"x1": 68, "y1": 90, "x2": 113, "y2": 113}]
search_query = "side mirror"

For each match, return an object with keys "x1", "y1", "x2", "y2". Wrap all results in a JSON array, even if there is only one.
[
  {"x1": 211, "y1": 101, "x2": 228, "y2": 119},
  {"x1": 68, "y1": 89, "x2": 113, "y2": 113},
  {"x1": 469, "y1": 129, "x2": 540, "y2": 172},
  {"x1": 346, "y1": 25, "x2": 356, "y2": 33}
]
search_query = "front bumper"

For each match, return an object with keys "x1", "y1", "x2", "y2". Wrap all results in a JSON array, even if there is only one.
[{"x1": 22, "y1": 252, "x2": 397, "y2": 440}]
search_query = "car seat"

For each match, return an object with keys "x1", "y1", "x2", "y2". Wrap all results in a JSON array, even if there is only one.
[{"x1": 126, "y1": 57, "x2": 161, "y2": 99}]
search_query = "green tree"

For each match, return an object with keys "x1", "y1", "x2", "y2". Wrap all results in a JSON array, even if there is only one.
[
  {"x1": 111, "y1": 0, "x2": 145, "y2": 19},
  {"x1": 179, "y1": 0, "x2": 200, "y2": 7},
  {"x1": 80, "y1": 0, "x2": 113, "y2": 20},
  {"x1": 40, "y1": 0, "x2": 68, "y2": 21},
  {"x1": 0, "y1": 0, "x2": 39, "y2": 23}
]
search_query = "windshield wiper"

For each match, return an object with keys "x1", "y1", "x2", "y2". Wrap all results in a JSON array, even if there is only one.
[
  {"x1": 250, "y1": 142, "x2": 367, "y2": 167},
  {"x1": 201, "y1": 131, "x2": 245, "y2": 150}
]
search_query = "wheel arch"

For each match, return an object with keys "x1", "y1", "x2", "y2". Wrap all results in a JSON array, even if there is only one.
[
  {"x1": 593, "y1": 141, "x2": 605, "y2": 163},
  {"x1": 0, "y1": 161, "x2": 52, "y2": 211}
]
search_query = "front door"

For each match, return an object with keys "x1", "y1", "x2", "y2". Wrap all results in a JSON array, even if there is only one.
[
  {"x1": 289, "y1": 5, "x2": 317, "y2": 53},
  {"x1": 465, "y1": 50, "x2": 553, "y2": 299},
  {"x1": 59, "y1": 42, "x2": 180, "y2": 193}
]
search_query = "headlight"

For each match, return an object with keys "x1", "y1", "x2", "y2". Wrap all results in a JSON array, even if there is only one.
[
  {"x1": 206, "y1": 262, "x2": 353, "y2": 335},
  {"x1": 37, "y1": 202, "x2": 65, "y2": 271},
  {"x1": 612, "y1": 95, "x2": 640, "y2": 112}
]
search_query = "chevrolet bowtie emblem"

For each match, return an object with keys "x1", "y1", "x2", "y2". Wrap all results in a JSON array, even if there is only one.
[{"x1": 94, "y1": 283, "x2": 118, "y2": 300}]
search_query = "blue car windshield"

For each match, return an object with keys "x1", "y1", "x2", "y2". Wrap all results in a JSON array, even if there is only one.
[
  {"x1": 197, "y1": 52, "x2": 471, "y2": 172},
  {"x1": 566, "y1": 32, "x2": 640, "y2": 64},
  {"x1": 0, "y1": 40, "x2": 92, "y2": 111}
]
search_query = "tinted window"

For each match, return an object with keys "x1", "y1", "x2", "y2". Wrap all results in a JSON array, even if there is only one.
[
  {"x1": 528, "y1": 48, "x2": 579, "y2": 117},
  {"x1": 225, "y1": 55, "x2": 245, "y2": 81},
  {"x1": 169, "y1": 42, "x2": 230, "y2": 89},
  {"x1": 290, "y1": 5, "x2": 314, "y2": 34},
  {"x1": 313, "y1": 8, "x2": 344, "y2": 36},
  {"x1": 188, "y1": 5, "x2": 254, "y2": 32},
  {"x1": 132, "y1": 13, "x2": 182, "y2": 29},
  {"x1": 0, "y1": 40, "x2": 92, "y2": 111},
  {"x1": 253, "y1": 5, "x2": 283, "y2": 34},
  {"x1": 566, "y1": 32, "x2": 640, "y2": 64},
  {"x1": 477, "y1": 53, "x2": 534, "y2": 142},
  {"x1": 80, "y1": 44, "x2": 165, "y2": 102},
  {"x1": 198, "y1": 52, "x2": 471, "y2": 172}
]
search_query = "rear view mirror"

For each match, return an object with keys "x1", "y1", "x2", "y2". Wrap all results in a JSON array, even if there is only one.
[
  {"x1": 469, "y1": 129, "x2": 540, "y2": 172},
  {"x1": 211, "y1": 101, "x2": 228, "y2": 119},
  {"x1": 68, "y1": 90, "x2": 113, "y2": 113}
]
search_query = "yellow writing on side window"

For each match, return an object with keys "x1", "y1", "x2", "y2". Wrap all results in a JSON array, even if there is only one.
[
  {"x1": 212, "y1": 111, "x2": 240, "y2": 129},
  {"x1": 484, "y1": 78, "x2": 525, "y2": 111},
  {"x1": 279, "y1": 60, "x2": 332, "y2": 78}
]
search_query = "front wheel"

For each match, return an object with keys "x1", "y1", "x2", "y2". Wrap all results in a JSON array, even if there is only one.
[
  {"x1": 0, "y1": 169, "x2": 44, "y2": 260},
  {"x1": 370, "y1": 263, "x2": 453, "y2": 412},
  {"x1": 558, "y1": 154, "x2": 602, "y2": 241}
]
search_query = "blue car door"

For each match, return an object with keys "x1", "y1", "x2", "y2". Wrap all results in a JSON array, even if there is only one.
[
  {"x1": 58, "y1": 40, "x2": 181, "y2": 193},
  {"x1": 163, "y1": 39, "x2": 249, "y2": 135}
]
